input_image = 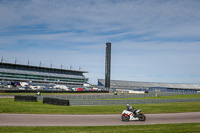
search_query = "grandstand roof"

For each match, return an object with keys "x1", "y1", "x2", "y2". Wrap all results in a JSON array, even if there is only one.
[
  {"x1": 0, "y1": 62, "x2": 88, "y2": 74},
  {"x1": 98, "y1": 79, "x2": 200, "y2": 90}
]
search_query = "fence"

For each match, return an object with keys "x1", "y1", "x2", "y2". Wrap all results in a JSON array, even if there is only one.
[
  {"x1": 37, "y1": 92, "x2": 196, "y2": 101},
  {"x1": 69, "y1": 99, "x2": 200, "y2": 106},
  {"x1": 36, "y1": 92, "x2": 200, "y2": 106}
]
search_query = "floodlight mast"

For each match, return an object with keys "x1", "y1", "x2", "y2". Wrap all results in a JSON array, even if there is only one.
[{"x1": 105, "y1": 42, "x2": 111, "y2": 91}]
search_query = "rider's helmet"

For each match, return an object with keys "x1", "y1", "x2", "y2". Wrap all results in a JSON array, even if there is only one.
[{"x1": 126, "y1": 104, "x2": 130, "y2": 109}]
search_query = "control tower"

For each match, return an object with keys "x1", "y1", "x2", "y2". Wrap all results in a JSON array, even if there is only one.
[{"x1": 105, "y1": 42, "x2": 111, "y2": 91}]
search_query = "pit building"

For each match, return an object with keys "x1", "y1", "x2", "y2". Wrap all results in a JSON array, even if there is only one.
[{"x1": 98, "y1": 79, "x2": 200, "y2": 93}]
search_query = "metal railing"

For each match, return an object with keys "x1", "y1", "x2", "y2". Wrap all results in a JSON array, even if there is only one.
[
  {"x1": 36, "y1": 92, "x2": 200, "y2": 106},
  {"x1": 69, "y1": 99, "x2": 200, "y2": 106},
  {"x1": 37, "y1": 92, "x2": 197, "y2": 100}
]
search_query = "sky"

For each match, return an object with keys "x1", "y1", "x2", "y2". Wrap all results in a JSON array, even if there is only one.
[{"x1": 0, "y1": 0, "x2": 200, "y2": 85}]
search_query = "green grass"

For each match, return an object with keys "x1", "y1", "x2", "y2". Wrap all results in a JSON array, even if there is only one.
[
  {"x1": 154, "y1": 94, "x2": 200, "y2": 99},
  {"x1": 0, "y1": 98, "x2": 200, "y2": 114},
  {"x1": 1, "y1": 93, "x2": 200, "y2": 99},
  {"x1": 100, "y1": 94, "x2": 200, "y2": 100},
  {"x1": 0, "y1": 123, "x2": 200, "y2": 133},
  {"x1": 0, "y1": 98, "x2": 200, "y2": 132}
]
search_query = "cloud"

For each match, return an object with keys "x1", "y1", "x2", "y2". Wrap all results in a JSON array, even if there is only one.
[
  {"x1": 0, "y1": 0, "x2": 200, "y2": 84},
  {"x1": 1, "y1": 0, "x2": 200, "y2": 37}
]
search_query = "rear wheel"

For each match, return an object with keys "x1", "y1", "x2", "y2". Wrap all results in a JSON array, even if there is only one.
[
  {"x1": 121, "y1": 114, "x2": 130, "y2": 122},
  {"x1": 138, "y1": 114, "x2": 146, "y2": 121}
]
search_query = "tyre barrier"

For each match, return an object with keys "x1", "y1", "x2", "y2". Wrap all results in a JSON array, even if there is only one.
[
  {"x1": 14, "y1": 95, "x2": 37, "y2": 102},
  {"x1": 43, "y1": 97, "x2": 70, "y2": 106}
]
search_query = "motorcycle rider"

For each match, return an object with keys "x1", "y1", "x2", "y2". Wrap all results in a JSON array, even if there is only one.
[{"x1": 126, "y1": 104, "x2": 137, "y2": 117}]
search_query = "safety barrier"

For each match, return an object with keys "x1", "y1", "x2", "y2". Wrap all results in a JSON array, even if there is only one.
[
  {"x1": 14, "y1": 95, "x2": 37, "y2": 102},
  {"x1": 37, "y1": 92, "x2": 200, "y2": 106},
  {"x1": 37, "y1": 92, "x2": 197, "y2": 101},
  {"x1": 43, "y1": 97, "x2": 70, "y2": 106},
  {"x1": 69, "y1": 99, "x2": 200, "y2": 106}
]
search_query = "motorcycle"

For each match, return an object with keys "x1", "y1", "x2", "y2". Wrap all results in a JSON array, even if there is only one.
[{"x1": 121, "y1": 109, "x2": 146, "y2": 121}]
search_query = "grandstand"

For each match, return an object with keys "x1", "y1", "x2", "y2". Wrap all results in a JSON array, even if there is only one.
[
  {"x1": 0, "y1": 62, "x2": 88, "y2": 86},
  {"x1": 98, "y1": 79, "x2": 200, "y2": 93}
]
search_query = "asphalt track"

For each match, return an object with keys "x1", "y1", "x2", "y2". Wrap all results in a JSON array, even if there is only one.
[{"x1": 0, "y1": 112, "x2": 200, "y2": 126}]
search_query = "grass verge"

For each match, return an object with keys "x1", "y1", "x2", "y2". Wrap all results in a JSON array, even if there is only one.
[
  {"x1": 0, "y1": 123, "x2": 200, "y2": 133},
  {"x1": 97, "y1": 94, "x2": 200, "y2": 100},
  {"x1": 1, "y1": 93, "x2": 200, "y2": 99},
  {"x1": 0, "y1": 98, "x2": 200, "y2": 114}
]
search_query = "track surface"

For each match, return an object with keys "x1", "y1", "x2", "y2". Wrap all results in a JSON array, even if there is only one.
[{"x1": 0, "y1": 112, "x2": 200, "y2": 126}]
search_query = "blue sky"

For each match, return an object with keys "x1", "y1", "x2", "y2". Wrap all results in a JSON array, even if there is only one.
[{"x1": 0, "y1": 0, "x2": 200, "y2": 85}]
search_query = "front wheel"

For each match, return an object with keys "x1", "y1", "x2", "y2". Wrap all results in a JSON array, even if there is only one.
[
  {"x1": 138, "y1": 114, "x2": 146, "y2": 121},
  {"x1": 121, "y1": 114, "x2": 130, "y2": 122}
]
